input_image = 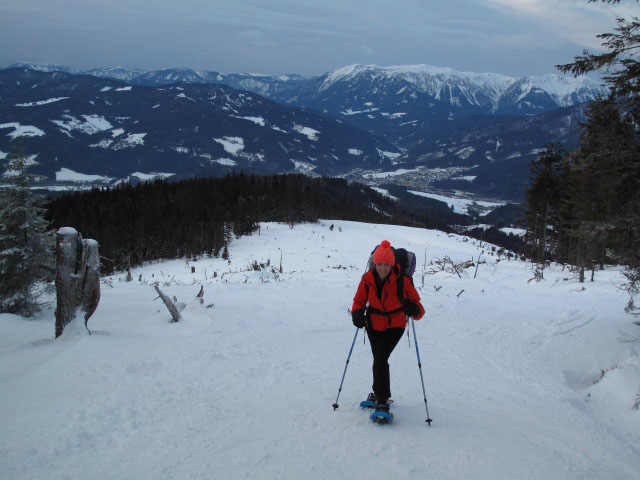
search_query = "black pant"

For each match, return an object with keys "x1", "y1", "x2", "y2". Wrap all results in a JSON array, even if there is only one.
[{"x1": 366, "y1": 327, "x2": 405, "y2": 403}]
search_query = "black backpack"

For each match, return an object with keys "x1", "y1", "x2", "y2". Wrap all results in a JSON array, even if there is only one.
[{"x1": 366, "y1": 245, "x2": 416, "y2": 306}]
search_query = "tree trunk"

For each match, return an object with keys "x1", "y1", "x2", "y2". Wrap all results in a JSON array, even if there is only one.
[{"x1": 154, "y1": 285, "x2": 182, "y2": 322}]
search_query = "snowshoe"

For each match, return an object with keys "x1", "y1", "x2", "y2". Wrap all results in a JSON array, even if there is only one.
[
  {"x1": 359, "y1": 393, "x2": 377, "y2": 409},
  {"x1": 370, "y1": 400, "x2": 394, "y2": 424}
]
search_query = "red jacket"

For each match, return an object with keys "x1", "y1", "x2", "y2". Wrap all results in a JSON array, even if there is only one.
[{"x1": 352, "y1": 269, "x2": 425, "y2": 331}]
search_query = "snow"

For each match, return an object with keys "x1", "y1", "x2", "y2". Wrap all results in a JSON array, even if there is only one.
[
  {"x1": 232, "y1": 115, "x2": 265, "y2": 126},
  {"x1": 55, "y1": 167, "x2": 113, "y2": 183},
  {"x1": 451, "y1": 175, "x2": 477, "y2": 182},
  {"x1": 112, "y1": 133, "x2": 146, "y2": 150},
  {"x1": 213, "y1": 158, "x2": 237, "y2": 166},
  {"x1": 364, "y1": 168, "x2": 419, "y2": 179},
  {"x1": 115, "y1": 86, "x2": 132, "y2": 91},
  {"x1": 294, "y1": 125, "x2": 320, "y2": 141},
  {"x1": 455, "y1": 146, "x2": 475, "y2": 160},
  {"x1": 51, "y1": 115, "x2": 113, "y2": 135},
  {"x1": 2, "y1": 154, "x2": 39, "y2": 176},
  {"x1": 176, "y1": 93, "x2": 195, "y2": 101},
  {"x1": 1, "y1": 220, "x2": 639, "y2": 479},
  {"x1": 377, "y1": 149, "x2": 401, "y2": 160},
  {"x1": 518, "y1": 75, "x2": 607, "y2": 106},
  {"x1": 371, "y1": 187, "x2": 399, "y2": 201},
  {"x1": 348, "y1": 148, "x2": 363, "y2": 155},
  {"x1": 130, "y1": 172, "x2": 175, "y2": 180},
  {"x1": 214, "y1": 137, "x2": 244, "y2": 155},
  {"x1": 341, "y1": 107, "x2": 379, "y2": 115},
  {"x1": 500, "y1": 227, "x2": 526, "y2": 236},
  {"x1": 320, "y1": 64, "x2": 604, "y2": 110},
  {"x1": 0, "y1": 122, "x2": 45, "y2": 139},
  {"x1": 408, "y1": 191, "x2": 504, "y2": 214},
  {"x1": 291, "y1": 160, "x2": 316, "y2": 172},
  {"x1": 15, "y1": 97, "x2": 69, "y2": 107},
  {"x1": 100, "y1": 86, "x2": 112, "y2": 92},
  {"x1": 57, "y1": 226, "x2": 78, "y2": 235},
  {"x1": 89, "y1": 139, "x2": 113, "y2": 148}
]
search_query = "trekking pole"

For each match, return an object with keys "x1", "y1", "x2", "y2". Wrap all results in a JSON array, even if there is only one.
[
  {"x1": 410, "y1": 317, "x2": 433, "y2": 425},
  {"x1": 332, "y1": 327, "x2": 359, "y2": 410}
]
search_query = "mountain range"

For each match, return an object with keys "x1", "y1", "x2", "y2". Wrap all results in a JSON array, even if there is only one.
[{"x1": 2, "y1": 62, "x2": 607, "y2": 200}]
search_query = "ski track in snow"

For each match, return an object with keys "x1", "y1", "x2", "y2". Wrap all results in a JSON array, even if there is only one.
[{"x1": 1, "y1": 221, "x2": 639, "y2": 480}]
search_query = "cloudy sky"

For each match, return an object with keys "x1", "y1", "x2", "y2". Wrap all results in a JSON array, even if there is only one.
[{"x1": 0, "y1": 0, "x2": 635, "y2": 77}]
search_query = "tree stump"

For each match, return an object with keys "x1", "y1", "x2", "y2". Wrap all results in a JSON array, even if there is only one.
[{"x1": 54, "y1": 228, "x2": 101, "y2": 338}]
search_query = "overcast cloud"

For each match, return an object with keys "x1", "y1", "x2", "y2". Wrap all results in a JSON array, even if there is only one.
[{"x1": 0, "y1": 0, "x2": 635, "y2": 77}]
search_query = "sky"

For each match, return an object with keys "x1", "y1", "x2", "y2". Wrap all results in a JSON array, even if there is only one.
[{"x1": 0, "y1": 0, "x2": 636, "y2": 77}]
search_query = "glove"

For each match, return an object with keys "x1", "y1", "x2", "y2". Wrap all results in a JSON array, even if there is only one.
[
  {"x1": 351, "y1": 308, "x2": 367, "y2": 328},
  {"x1": 403, "y1": 299, "x2": 421, "y2": 318}
]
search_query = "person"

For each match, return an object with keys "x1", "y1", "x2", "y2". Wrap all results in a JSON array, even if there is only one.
[{"x1": 351, "y1": 240, "x2": 425, "y2": 414}]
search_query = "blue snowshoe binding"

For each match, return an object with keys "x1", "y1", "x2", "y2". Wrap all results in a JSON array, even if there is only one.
[
  {"x1": 359, "y1": 393, "x2": 377, "y2": 409},
  {"x1": 370, "y1": 399, "x2": 393, "y2": 424}
]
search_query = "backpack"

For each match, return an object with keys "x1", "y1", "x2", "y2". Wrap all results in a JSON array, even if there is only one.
[{"x1": 367, "y1": 245, "x2": 416, "y2": 301}]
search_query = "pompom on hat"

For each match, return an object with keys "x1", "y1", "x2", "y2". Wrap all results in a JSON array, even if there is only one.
[{"x1": 373, "y1": 240, "x2": 395, "y2": 266}]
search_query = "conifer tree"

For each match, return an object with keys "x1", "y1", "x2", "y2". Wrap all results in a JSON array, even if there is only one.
[
  {"x1": 0, "y1": 146, "x2": 54, "y2": 315},
  {"x1": 554, "y1": 0, "x2": 640, "y2": 292},
  {"x1": 525, "y1": 144, "x2": 569, "y2": 263}
]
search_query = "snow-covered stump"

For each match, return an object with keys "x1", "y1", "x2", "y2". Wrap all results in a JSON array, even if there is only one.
[
  {"x1": 81, "y1": 239, "x2": 101, "y2": 327},
  {"x1": 54, "y1": 228, "x2": 101, "y2": 338}
]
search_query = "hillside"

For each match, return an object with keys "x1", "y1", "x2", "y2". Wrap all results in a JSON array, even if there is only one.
[{"x1": 1, "y1": 221, "x2": 638, "y2": 479}]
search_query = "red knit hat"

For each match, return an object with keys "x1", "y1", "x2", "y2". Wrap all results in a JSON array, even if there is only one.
[{"x1": 373, "y1": 240, "x2": 395, "y2": 265}]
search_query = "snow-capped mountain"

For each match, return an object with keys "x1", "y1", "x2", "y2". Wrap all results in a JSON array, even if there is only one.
[
  {"x1": 317, "y1": 64, "x2": 516, "y2": 109},
  {"x1": 7, "y1": 62, "x2": 603, "y2": 120},
  {"x1": 83, "y1": 66, "x2": 146, "y2": 82},
  {"x1": 278, "y1": 63, "x2": 606, "y2": 113},
  {"x1": 0, "y1": 62, "x2": 607, "y2": 199},
  {"x1": 201, "y1": 72, "x2": 310, "y2": 98},
  {"x1": 496, "y1": 75, "x2": 605, "y2": 115},
  {"x1": 132, "y1": 68, "x2": 206, "y2": 86},
  {"x1": 0, "y1": 68, "x2": 399, "y2": 187},
  {"x1": 259, "y1": 64, "x2": 607, "y2": 147},
  {"x1": 7, "y1": 61, "x2": 72, "y2": 73}
]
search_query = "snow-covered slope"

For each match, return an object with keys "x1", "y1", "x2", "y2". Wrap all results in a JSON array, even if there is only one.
[{"x1": 1, "y1": 221, "x2": 638, "y2": 479}]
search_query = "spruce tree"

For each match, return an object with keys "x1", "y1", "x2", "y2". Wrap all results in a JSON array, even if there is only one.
[
  {"x1": 525, "y1": 144, "x2": 569, "y2": 263},
  {"x1": 0, "y1": 146, "x2": 54, "y2": 315},
  {"x1": 555, "y1": 0, "x2": 640, "y2": 294}
]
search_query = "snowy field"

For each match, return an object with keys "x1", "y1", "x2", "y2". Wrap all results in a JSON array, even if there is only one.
[{"x1": 1, "y1": 220, "x2": 639, "y2": 480}]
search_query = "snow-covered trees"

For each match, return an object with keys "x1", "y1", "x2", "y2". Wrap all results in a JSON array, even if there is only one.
[{"x1": 0, "y1": 146, "x2": 54, "y2": 315}]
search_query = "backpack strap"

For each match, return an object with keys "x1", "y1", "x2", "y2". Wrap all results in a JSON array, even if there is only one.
[{"x1": 364, "y1": 266, "x2": 407, "y2": 324}]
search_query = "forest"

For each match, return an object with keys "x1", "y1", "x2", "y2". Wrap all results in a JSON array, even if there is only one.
[
  {"x1": 47, "y1": 173, "x2": 490, "y2": 274},
  {"x1": 525, "y1": 6, "x2": 639, "y2": 311}
]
